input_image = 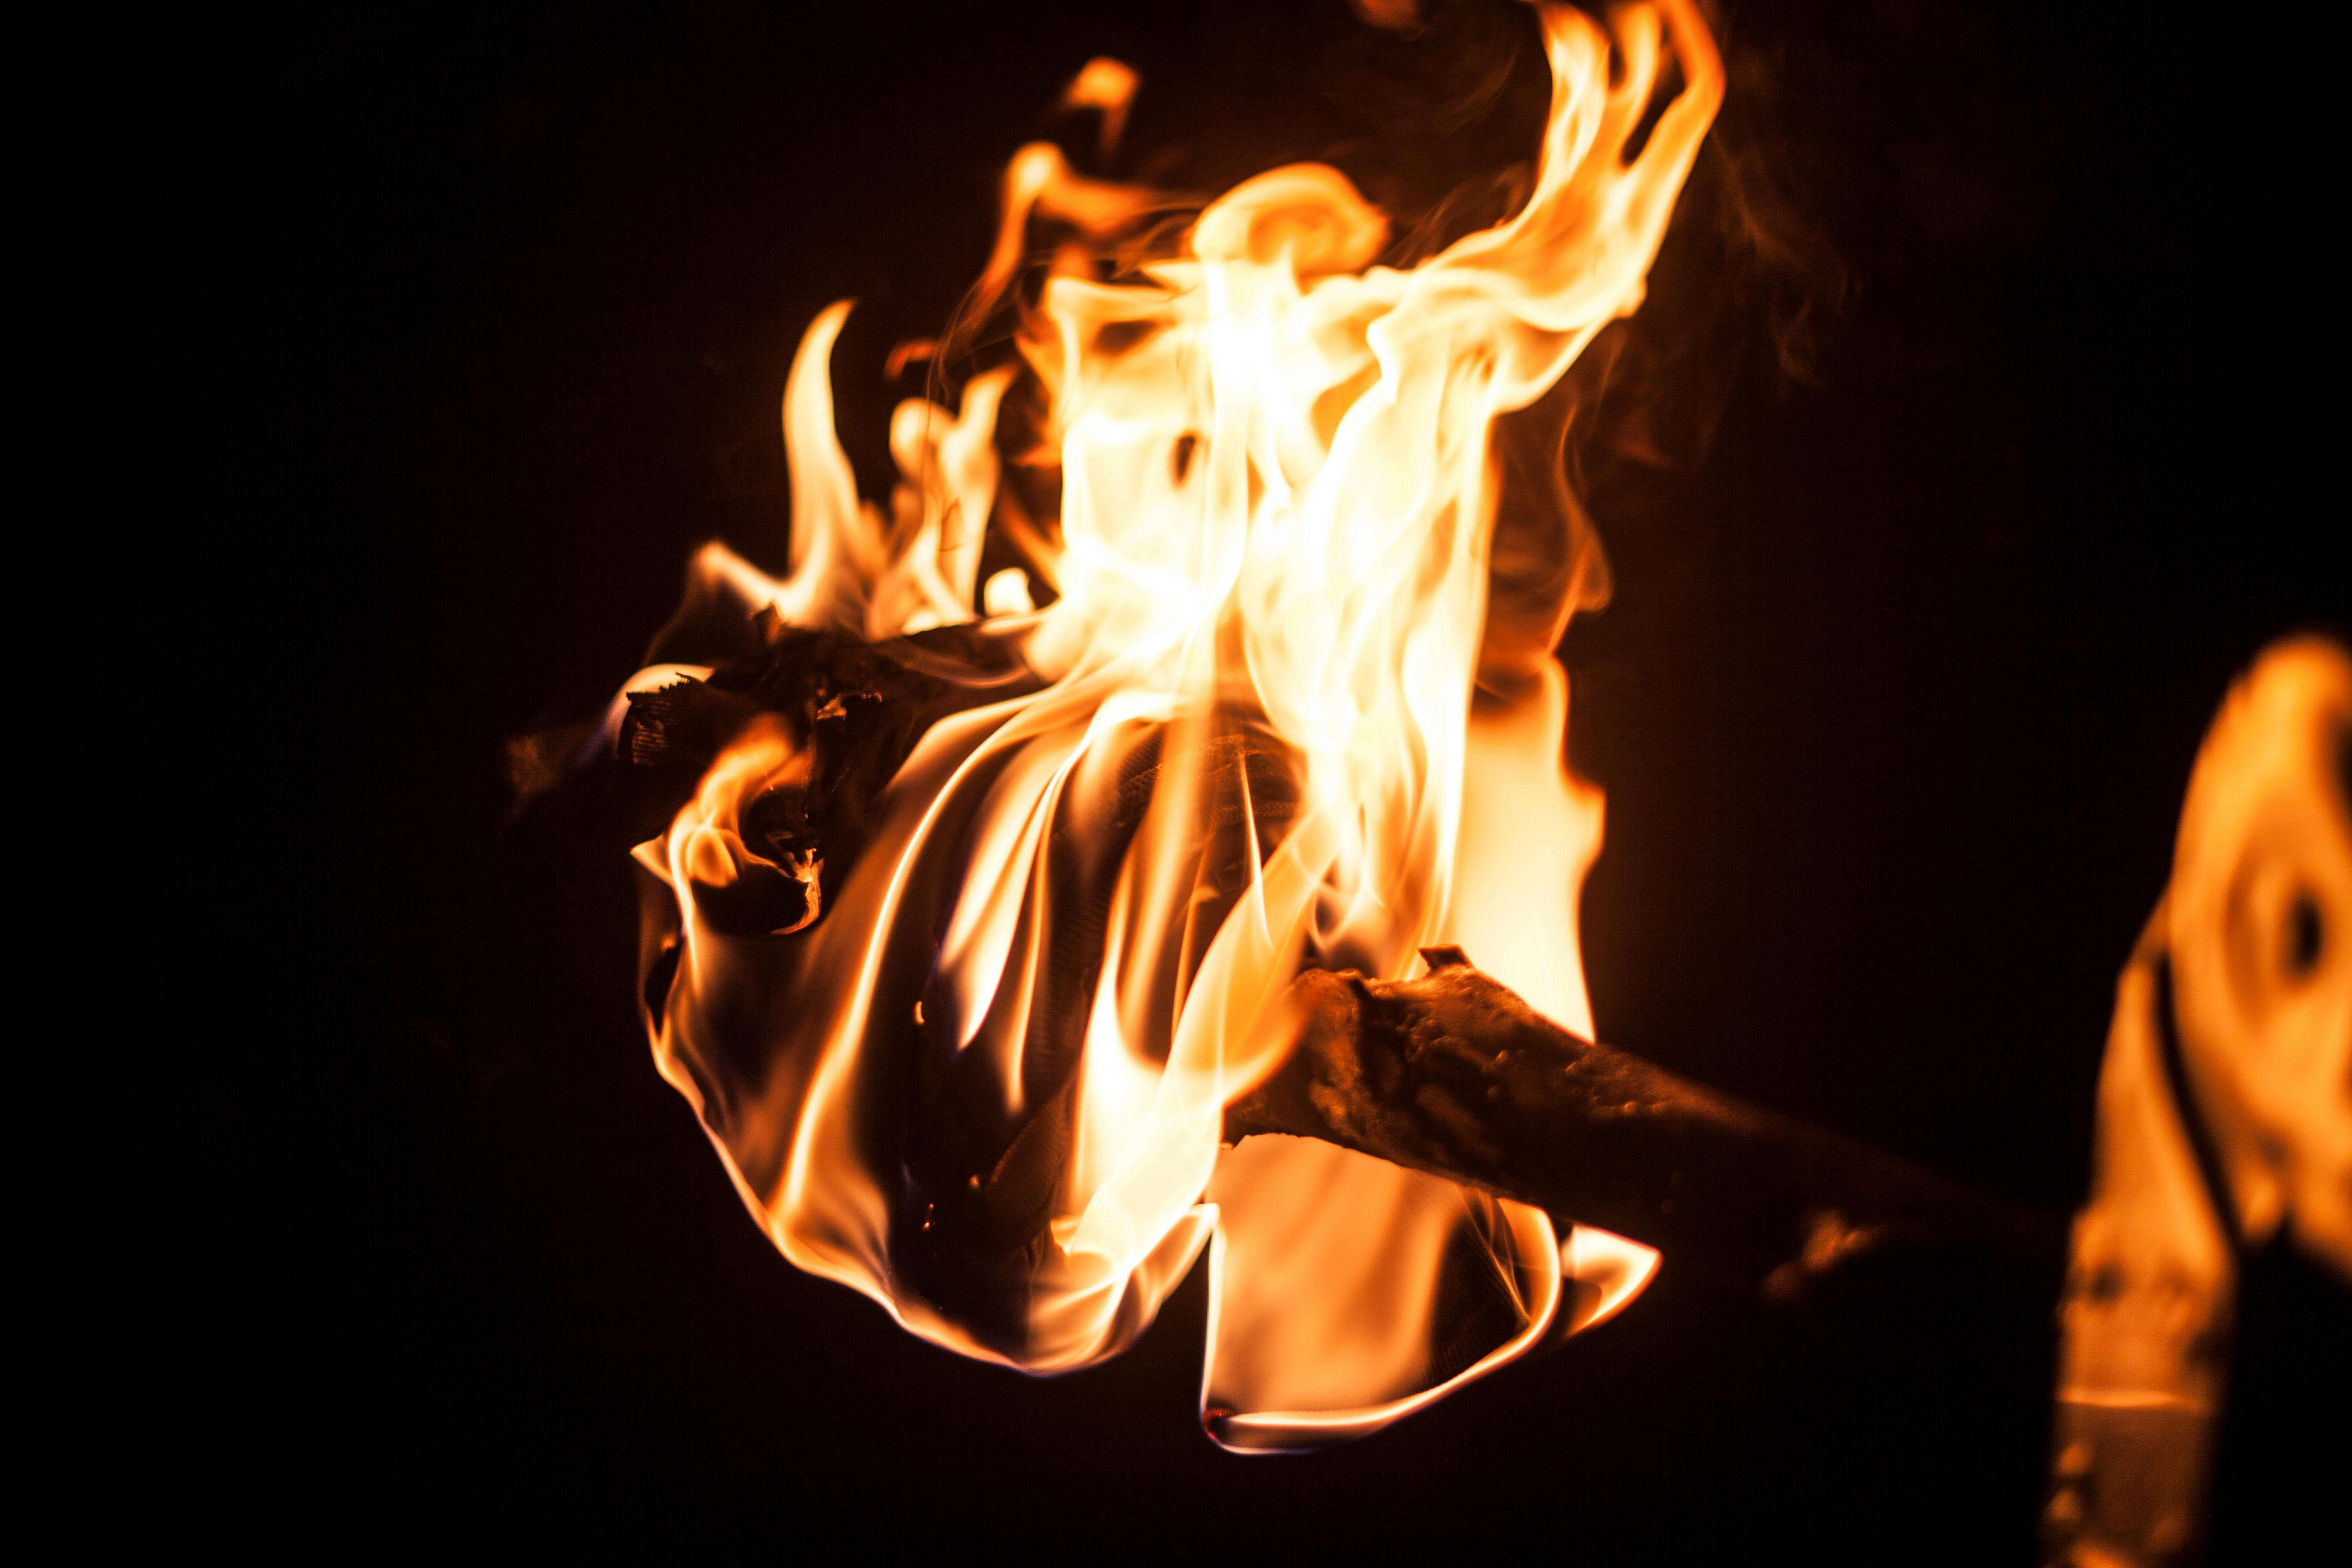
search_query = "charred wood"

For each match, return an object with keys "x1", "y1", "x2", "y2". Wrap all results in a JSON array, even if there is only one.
[
  {"x1": 529, "y1": 622, "x2": 1040, "y2": 934},
  {"x1": 1226, "y1": 950, "x2": 2066, "y2": 1294}
]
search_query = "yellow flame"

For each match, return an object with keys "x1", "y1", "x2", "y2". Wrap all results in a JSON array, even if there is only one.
[{"x1": 635, "y1": 1, "x2": 1718, "y2": 1445}]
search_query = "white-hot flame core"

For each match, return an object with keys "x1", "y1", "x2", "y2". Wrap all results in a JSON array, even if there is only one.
[{"x1": 636, "y1": 1, "x2": 1715, "y2": 1446}]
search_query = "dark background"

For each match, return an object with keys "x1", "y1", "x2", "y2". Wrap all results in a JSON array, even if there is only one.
[{"x1": 208, "y1": 0, "x2": 2341, "y2": 1555}]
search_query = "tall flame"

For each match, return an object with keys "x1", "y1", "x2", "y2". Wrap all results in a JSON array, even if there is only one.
[{"x1": 627, "y1": 1, "x2": 1718, "y2": 1448}]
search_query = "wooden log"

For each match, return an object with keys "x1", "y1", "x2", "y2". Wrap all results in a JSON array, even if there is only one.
[{"x1": 1225, "y1": 947, "x2": 2066, "y2": 1292}]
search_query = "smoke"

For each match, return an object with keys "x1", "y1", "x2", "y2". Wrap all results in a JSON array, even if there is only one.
[
  {"x1": 1318, "y1": 1, "x2": 1848, "y2": 508},
  {"x1": 1320, "y1": 1, "x2": 1849, "y2": 682},
  {"x1": 1547, "y1": 0, "x2": 1852, "y2": 500}
]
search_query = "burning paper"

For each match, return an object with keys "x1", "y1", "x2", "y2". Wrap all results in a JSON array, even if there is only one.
[{"x1": 611, "y1": 0, "x2": 1720, "y2": 1448}]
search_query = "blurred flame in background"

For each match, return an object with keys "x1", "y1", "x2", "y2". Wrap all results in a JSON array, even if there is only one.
[{"x1": 627, "y1": 0, "x2": 1718, "y2": 1448}]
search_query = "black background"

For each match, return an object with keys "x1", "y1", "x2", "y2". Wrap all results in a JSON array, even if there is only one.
[{"x1": 210, "y1": 0, "x2": 2342, "y2": 1555}]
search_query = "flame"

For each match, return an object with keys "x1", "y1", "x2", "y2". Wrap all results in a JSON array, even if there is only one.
[
  {"x1": 627, "y1": 1, "x2": 1718, "y2": 1446},
  {"x1": 1061, "y1": 57, "x2": 1139, "y2": 161}
]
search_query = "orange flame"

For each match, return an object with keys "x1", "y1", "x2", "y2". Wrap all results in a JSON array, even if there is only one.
[
  {"x1": 629, "y1": 1, "x2": 1719, "y2": 1447},
  {"x1": 1061, "y1": 57, "x2": 1140, "y2": 161}
]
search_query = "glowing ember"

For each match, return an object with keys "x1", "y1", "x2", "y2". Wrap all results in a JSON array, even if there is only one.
[{"x1": 615, "y1": 0, "x2": 1720, "y2": 1448}]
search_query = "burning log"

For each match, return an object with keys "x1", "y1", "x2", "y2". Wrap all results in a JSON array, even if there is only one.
[
  {"x1": 1226, "y1": 950, "x2": 2064, "y2": 1292},
  {"x1": 595, "y1": 618, "x2": 2061, "y2": 1302},
  {"x1": 534, "y1": 0, "x2": 2341, "y2": 1478},
  {"x1": 561, "y1": 0, "x2": 2007, "y2": 1449}
]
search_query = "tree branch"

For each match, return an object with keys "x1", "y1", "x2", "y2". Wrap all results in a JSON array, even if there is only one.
[{"x1": 1225, "y1": 948, "x2": 2065, "y2": 1291}]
